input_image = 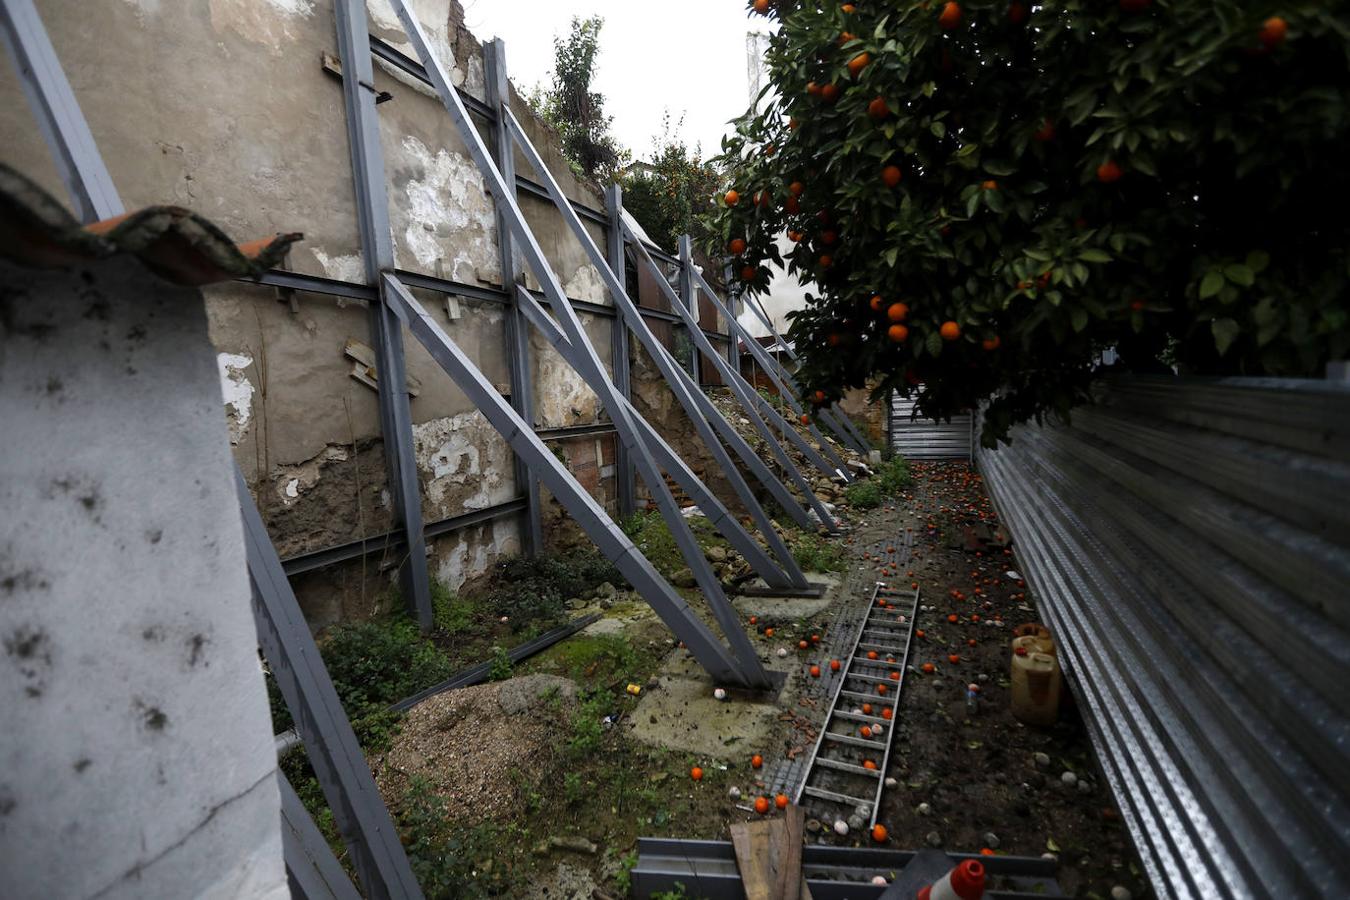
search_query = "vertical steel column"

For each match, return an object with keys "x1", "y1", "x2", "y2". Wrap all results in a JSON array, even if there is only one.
[
  {"x1": 0, "y1": 0, "x2": 122, "y2": 223},
  {"x1": 240, "y1": 469, "x2": 423, "y2": 900},
  {"x1": 334, "y1": 0, "x2": 433, "y2": 630},
  {"x1": 678, "y1": 235, "x2": 699, "y2": 383},
  {"x1": 606, "y1": 185, "x2": 636, "y2": 520},
  {"x1": 385, "y1": 3, "x2": 768, "y2": 687},
  {"x1": 483, "y1": 38, "x2": 542, "y2": 556},
  {"x1": 382, "y1": 276, "x2": 757, "y2": 685}
]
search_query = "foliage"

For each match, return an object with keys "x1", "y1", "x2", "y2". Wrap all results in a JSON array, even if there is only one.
[
  {"x1": 545, "y1": 633, "x2": 650, "y2": 686},
  {"x1": 844, "y1": 479, "x2": 882, "y2": 508},
  {"x1": 876, "y1": 455, "x2": 913, "y2": 494},
  {"x1": 485, "y1": 548, "x2": 622, "y2": 631},
  {"x1": 488, "y1": 645, "x2": 514, "y2": 682},
  {"x1": 394, "y1": 776, "x2": 515, "y2": 898},
  {"x1": 320, "y1": 616, "x2": 455, "y2": 714},
  {"x1": 791, "y1": 531, "x2": 846, "y2": 572},
  {"x1": 710, "y1": 2, "x2": 1350, "y2": 446},
  {"x1": 621, "y1": 113, "x2": 722, "y2": 249},
  {"x1": 621, "y1": 509, "x2": 729, "y2": 581},
  {"x1": 431, "y1": 582, "x2": 479, "y2": 636},
  {"x1": 531, "y1": 16, "x2": 628, "y2": 182}
]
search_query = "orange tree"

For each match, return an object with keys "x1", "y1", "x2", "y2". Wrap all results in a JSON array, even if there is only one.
[{"x1": 709, "y1": 1, "x2": 1349, "y2": 445}]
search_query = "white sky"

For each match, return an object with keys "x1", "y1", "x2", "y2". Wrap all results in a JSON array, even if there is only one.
[{"x1": 460, "y1": 0, "x2": 806, "y2": 337}]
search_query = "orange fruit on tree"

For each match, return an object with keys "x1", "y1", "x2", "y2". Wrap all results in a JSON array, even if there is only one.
[
  {"x1": 754, "y1": 795, "x2": 770, "y2": 814},
  {"x1": 724, "y1": 189, "x2": 740, "y2": 206},
  {"x1": 749, "y1": 615, "x2": 758, "y2": 624},
  {"x1": 728, "y1": 237, "x2": 747, "y2": 255},
  {"x1": 882, "y1": 165, "x2": 903, "y2": 188},
  {"x1": 1033, "y1": 118, "x2": 1056, "y2": 142},
  {"x1": 981, "y1": 179, "x2": 998, "y2": 191},
  {"x1": 741, "y1": 265, "x2": 757, "y2": 281},
  {"x1": 1260, "y1": 16, "x2": 1287, "y2": 49},
  {"x1": 1097, "y1": 160, "x2": 1123, "y2": 183},
  {"x1": 940, "y1": 321, "x2": 962, "y2": 341},
  {"x1": 775, "y1": 793, "x2": 789, "y2": 809},
  {"x1": 872, "y1": 823, "x2": 889, "y2": 842},
  {"x1": 870, "y1": 294, "x2": 886, "y2": 312},
  {"x1": 887, "y1": 302, "x2": 909, "y2": 322},
  {"x1": 839, "y1": 31, "x2": 858, "y2": 46},
  {"x1": 788, "y1": 230, "x2": 803, "y2": 242},
  {"x1": 841, "y1": 2, "x2": 855, "y2": 12},
  {"x1": 887, "y1": 324, "x2": 909, "y2": 343},
  {"x1": 847, "y1": 52, "x2": 871, "y2": 78},
  {"x1": 821, "y1": 83, "x2": 841, "y2": 103},
  {"x1": 789, "y1": 180, "x2": 805, "y2": 196},
  {"x1": 751, "y1": 753, "x2": 763, "y2": 769},
  {"x1": 938, "y1": 1, "x2": 962, "y2": 30},
  {"x1": 691, "y1": 766, "x2": 703, "y2": 781},
  {"x1": 753, "y1": 0, "x2": 771, "y2": 14},
  {"x1": 784, "y1": 196, "x2": 801, "y2": 214},
  {"x1": 788, "y1": 116, "x2": 799, "y2": 130},
  {"x1": 753, "y1": 190, "x2": 770, "y2": 207},
  {"x1": 819, "y1": 254, "x2": 834, "y2": 268},
  {"x1": 821, "y1": 229, "x2": 838, "y2": 246},
  {"x1": 813, "y1": 389, "x2": 827, "y2": 403},
  {"x1": 868, "y1": 97, "x2": 890, "y2": 121},
  {"x1": 982, "y1": 335, "x2": 1001, "y2": 351},
  {"x1": 799, "y1": 413, "x2": 810, "y2": 425}
]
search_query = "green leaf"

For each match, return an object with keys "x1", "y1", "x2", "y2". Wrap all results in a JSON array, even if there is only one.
[
  {"x1": 1046, "y1": 838, "x2": 1061, "y2": 852},
  {"x1": 1223, "y1": 264, "x2": 1254, "y2": 287},
  {"x1": 1078, "y1": 249, "x2": 1112, "y2": 263},
  {"x1": 1212, "y1": 318, "x2": 1241, "y2": 355},
  {"x1": 1246, "y1": 250, "x2": 1271, "y2": 273},
  {"x1": 925, "y1": 330, "x2": 943, "y2": 357},
  {"x1": 1199, "y1": 270, "x2": 1225, "y2": 299},
  {"x1": 1070, "y1": 307, "x2": 1088, "y2": 332},
  {"x1": 930, "y1": 121, "x2": 946, "y2": 138}
]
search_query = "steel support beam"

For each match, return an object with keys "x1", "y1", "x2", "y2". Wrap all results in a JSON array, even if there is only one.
[
  {"x1": 484, "y1": 38, "x2": 542, "y2": 557},
  {"x1": 334, "y1": 0, "x2": 433, "y2": 630},
  {"x1": 515, "y1": 285, "x2": 807, "y2": 589},
  {"x1": 666, "y1": 236, "x2": 851, "y2": 481},
  {"x1": 618, "y1": 221, "x2": 842, "y2": 531},
  {"x1": 381, "y1": 274, "x2": 759, "y2": 686},
  {"x1": 745, "y1": 290, "x2": 869, "y2": 453},
  {"x1": 607, "y1": 185, "x2": 636, "y2": 520},
  {"x1": 279, "y1": 773, "x2": 363, "y2": 900},
  {"x1": 240, "y1": 467, "x2": 423, "y2": 899},
  {"x1": 678, "y1": 235, "x2": 700, "y2": 383},
  {"x1": 0, "y1": 0, "x2": 122, "y2": 223},
  {"x1": 380, "y1": 9, "x2": 768, "y2": 685}
]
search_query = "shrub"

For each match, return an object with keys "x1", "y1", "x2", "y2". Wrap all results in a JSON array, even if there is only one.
[
  {"x1": 876, "y1": 456, "x2": 913, "y2": 495},
  {"x1": 844, "y1": 479, "x2": 882, "y2": 508},
  {"x1": 792, "y1": 532, "x2": 845, "y2": 573},
  {"x1": 485, "y1": 548, "x2": 622, "y2": 630},
  {"x1": 711, "y1": 2, "x2": 1350, "y2": 446}
]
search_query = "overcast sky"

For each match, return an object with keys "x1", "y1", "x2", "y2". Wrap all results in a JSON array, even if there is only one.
[{"x1": 460, "y1": 0, "x2": 806, "y2": 336}]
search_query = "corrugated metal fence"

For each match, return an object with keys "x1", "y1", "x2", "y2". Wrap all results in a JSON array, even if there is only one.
[
  {"x1": 977, "y1": 375, "x2": 1350, "y2": 899},
  {"x1": 889, "y1": 393, "x2": 972, "y2": 460}
]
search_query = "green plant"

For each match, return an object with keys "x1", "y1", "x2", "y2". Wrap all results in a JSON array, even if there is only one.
[
  {"x1": 710, "y1": 2, "x2": 1350, "y2": 447},
  {"x1": 614, "y1": 848, "x2": 640, "y2": 895},
  {"x1": 621, "y1": 112, "x2": 721, "y2": 250},
  {"x1": 876, "y1": 456, "x2": 913, "y2": 495},
  {"x1": 431, "y1": 582, "x2": 478, "y2": 635},
  {"x1": 485, "y1": 548, "x2": 622, "y2": 630},
  {"x1": 568, "y1": 690, "x2": 611, "y2": 757},
  {"x1": 488, "y1": 645, "x2": 514, "y2": 682},
  {"x1": 792, "y1": 532, "x2": 845, "y2": 573},
  {"x1": 394, "y1": 776, "x2": 511, "y2": 898},
  {"x1": 652, "y1": 884, "x2": 688, "y2": 900},
  {"x1": 844, "y1": 479, "x2": 882, "y2": 508}
]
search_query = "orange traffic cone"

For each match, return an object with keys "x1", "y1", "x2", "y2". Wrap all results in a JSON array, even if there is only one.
[{"x1": 917, "y1": 859, "x2": 985, "y2": 900}]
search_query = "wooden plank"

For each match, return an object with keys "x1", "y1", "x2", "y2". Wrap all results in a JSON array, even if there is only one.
[
  {"x1": 775, "y1": 805, "x2": 809, "y2": 900},
  {"x1": 730, "y1": 820, "x2": 773, "y2": 900}
]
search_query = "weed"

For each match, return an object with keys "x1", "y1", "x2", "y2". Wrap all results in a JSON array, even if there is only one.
[
  {"x1": 544, "y1": 633, "x2": 650, "y2": 687},
  {"x1": 431, "y1": 583, "x2": 480, "y2": 635},
  {"x1": 792, "y1": 532, "x2": 845, "y2": 573},
  {"x1": 622, "y1": 510, "x2": 729, "y2": 581},
  {"x1": 567, "y1": 690, "x2": 611, "y2": 757},
  {"x1": 877, "y1": 455, "x2": 914, "y2": 494},
  {"x1": 484, "y1": 549, "x2": 622, "y2": 630},
  {"x1": 844, "y1": 479, "x2": 882, "y2": 508},
  {"x1": 614, "y1": 848, "x2": 640, "y2": 894},
  {"x1": 652, "y1": 884, "x2": 688, "y2": 900},
  {"x1": 487, "y1": 645, "x2": 513, "y2": 682},
  {"x1": 394, "y1": 775, "x2": 511, "y2": 898}
]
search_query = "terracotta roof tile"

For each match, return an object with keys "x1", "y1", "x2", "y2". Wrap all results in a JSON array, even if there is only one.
[{"x1": 0, "y1": 163, "x2": 301, "y2": 286}]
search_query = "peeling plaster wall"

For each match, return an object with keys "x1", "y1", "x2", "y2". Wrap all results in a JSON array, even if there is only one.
[{"x1": 0, "y1": 0, "x2": 637, "y2": 619}]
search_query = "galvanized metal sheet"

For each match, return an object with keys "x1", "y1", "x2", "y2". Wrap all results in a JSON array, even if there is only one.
[
  {"x1": 889, "y1": 394, "x2": 971, "y2": 460},
  {"x1": 977, "y1": 375, "x2": 1350, "y2": 899}
]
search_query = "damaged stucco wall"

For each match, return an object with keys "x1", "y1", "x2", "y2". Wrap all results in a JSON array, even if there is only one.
[
  {"x1": 0, "y1": 0, "x2": 759, "y2": 627},
  {"x1": 0, "y1": 257, "x2": 286, "y2": 899}
]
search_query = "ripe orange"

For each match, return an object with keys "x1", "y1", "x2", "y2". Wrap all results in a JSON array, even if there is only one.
[
  {"x1": 922, "y1": 662, "x2": 936, "y2": 674},
  {"x1": 788, "y1": 230, "x2": 803, "y2": 242},
  {"x1": 940, "y1": 321, "x2": 961, "y2": 341},
  {"x1": 813, "y1": 389, "x2": 827, "y2": 403},
  {"x1": 1033, "y1": 118, "x2": 1055, "y2": 142},
  {"x1": 765, "y1": 627, "x2": 775, "y2": 637},
  {"x1": 841, "y1": 2, "x2": 855, "y2": 12},
  {"x1": 799, "y1": 639, "x2": 809, "y2": 649},
  {"x1": 810, "y1": 664, "x2": 821, "y2": 677},
  {"x1": 868, "y1": 97, "x2": 890, "y2": 121},
  {"x1": 753, "y1": 191, "x2": 770, "y2": 207},
  {"x1": 847, "y1": 52, "x2": 871, "y2": 78},
  {"x1": 1130, "y1": 298, "x2": 1146, "y2": 311},
  {"x1": 749, "y1": 615, "x2": 758, "y2": 624},
  {"x1": 872, "y1": 824, "x2": 889, "y2": 842},
  {"x1": 754, "y1": 795, "x2": 770, "y2": 814},
  {"x1": 821, "y1": 83, "x2": 841, "y2": 103},
  {"x1": 981, "y1": 179, "x2": 998, "y2": 191},
  {"x1": 789, "y1": 180, "x2": 805, "y2": 196},
  {"x1": 888, "y1": 324, "x2": 909, "y2": 343},
  {"x1": 839, "y1": 31, "x2": 858, "y2": 46},
  {"x1": 862, "y1": 702, "x2": 873, "y2": 714},
  {"x1": 938, "y1": 2, "x2": 962, "y2": 30},
  {"x1": 1097, "y1": 160, "x2": 1123, "y2": 183},
  {"x1": 789, "y1": 116, "x2": 799, "y2": 130},
  {"x1": 877, "y1": 683, "x2": 888, "y2": 694},
  {"x1": 882, "y1": 165, "x2": 903, "y2": 188},
  {"x1": 889, "y1": 670, "x2": 900, "y2": 681},
  {"x1": 819, "y1": 254, "x2": 833, "y2": 268},
  {"x1": 948, "y1": 654, "x2": 961, "y2": 664},
  {"x1": 751, "y1": 754, "x2": 763, "y2": 769},
  {"x1": 881, "y1": 707, "x2": 892, "y2": 720},
  {"x1": 860, "y1": 726, "x2": 872, "y2": 738},
  {"x1": 1260, "y1": 16, "x2": 1287, "y2": 49},
  {"x1": 799, "y1": 413, "x2": 810, "y2": 425},
  {"x1": 982, "y1": 335, "x2": 1001, "y2": 351},
  {"x1": 728, "y1": 238, "x2": 747, "y2": 255},
  {"x1": 821, "y1": 229, "x2": 838, "y2": 246},
  {"x1": 867, "y1": 650, "x2": 879, "y2": 660},
  {"x1": 724, "y1": 189, "x2": 740, "y2": 206},
  {"x1": 887, "y1": 302, "x2": 909, "y2": 322},
  {"x1": 870, "y1": 294, "x2": 886, "y2": 312},
  {"x1": 863, "y1": 759, "x2": 878, "y2": 770},
  {"x1": 753, "y1": 0, "x2": 771, "y2": 14},
  {"x1": 784, "y1": 196, "x2": 801, "y2": 214},
  {"x1": 691, "y1": 766, "x2": 703, "y2": 781},
  {"x1": 1008, "y1": 1, "x2": 1027, "y2": 24},
  {"x1": 741, "y1": 265, "x2": 757, "y2": 281},
  {"x1": 830, "y1": 658, "x2": 841, "y2": 671},
  {"x1": 775, "y1": 793, "x2": 789, "y2": 809}
]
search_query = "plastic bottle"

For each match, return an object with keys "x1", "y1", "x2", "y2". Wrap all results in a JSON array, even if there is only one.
[{"x1": 1010, "y1": 626, "x2": 1061, "y2": 726}]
